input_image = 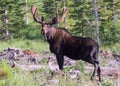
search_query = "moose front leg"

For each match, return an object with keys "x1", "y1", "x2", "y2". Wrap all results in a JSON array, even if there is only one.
[{"x1": 56, "y1": 54, "x2": 64, "y2": 70}]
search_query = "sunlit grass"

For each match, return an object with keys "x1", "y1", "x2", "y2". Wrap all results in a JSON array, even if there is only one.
[
  {"x1": 100, "y1": 43, "x2": 120, "y2": 54},
  {"x1": 0, "y1": 39, "x2": 49, "y2": 53}
]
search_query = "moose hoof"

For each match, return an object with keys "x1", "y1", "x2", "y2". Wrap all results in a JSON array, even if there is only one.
[
  {"x1": 91, "y1": 76, "x2": 94, "y2": 80},
  {"x1": 91, "y1": 76, "x2": 102, "y2": 82}
]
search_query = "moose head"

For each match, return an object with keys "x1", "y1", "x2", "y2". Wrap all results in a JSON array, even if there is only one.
[{"x1": 31, "y1": 5, "x2": 67, "y2": 41}]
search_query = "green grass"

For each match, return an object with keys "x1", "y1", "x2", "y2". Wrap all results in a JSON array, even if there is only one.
[
  {"x1": 0, "y1": 39, "x2": 49, "y2": 53},
  {"x1": 101, "y1": 43, "x2": 120, "y2": 54}
]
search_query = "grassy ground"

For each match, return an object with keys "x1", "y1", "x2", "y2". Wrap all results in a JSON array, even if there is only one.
[
  {"x1": 0, "y1": 39, "x2": 119, "y2": 86},
  {"x1": 0, "y1": 39, "x2": 49, "y2": 53},
  {"x1": 0, "y1": 62, "x2": 99, "y2": 86}
]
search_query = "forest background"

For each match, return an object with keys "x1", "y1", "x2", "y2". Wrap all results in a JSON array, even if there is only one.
[{"x1": 0, "y1": 0, "x2": 120, "y2": 46}]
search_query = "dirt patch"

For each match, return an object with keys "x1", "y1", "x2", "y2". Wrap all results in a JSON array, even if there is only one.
[{"x1": 0, "y1": 48, "x2": 120, "y2": 85}]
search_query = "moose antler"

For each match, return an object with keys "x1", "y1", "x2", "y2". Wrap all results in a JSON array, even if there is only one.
[
  {"x1": 31, "y1": 5, "x2": 44, "y2": 24},
  {"x1": 49, "y1": 6, "x2": 67, "y2": 25},
  {"x1": 31, "y1": 5, "x2": 67, "y2": 25},
  {"x1": 57, "y1": 6, "x2": 68, "y2": 23}
]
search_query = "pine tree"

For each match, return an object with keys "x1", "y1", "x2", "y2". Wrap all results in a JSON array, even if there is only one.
[{"x1": 0, "y1": 0, "x2": 25, "y2": 39}]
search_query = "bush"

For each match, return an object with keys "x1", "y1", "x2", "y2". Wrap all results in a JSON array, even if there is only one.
[{"x1": 102, "y1": 79, "x2": 114, "y2": 86}]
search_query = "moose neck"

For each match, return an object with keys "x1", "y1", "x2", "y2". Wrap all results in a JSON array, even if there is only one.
[{"x1": 45, "y1": 27, "x2": 56, "y2": 44}]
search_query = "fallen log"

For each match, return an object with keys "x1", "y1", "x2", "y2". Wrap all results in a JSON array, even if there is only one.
[
  {"x1": 85, "y1": 67, "x2": 120, "y2": 71},
  {"x1": 13, "y1": 61, "x2": 120, "y2": 72},
  {"x1": 85, "y1": 67, "x2": 120, "y2": 79},
  {"x1": 13, "y1": 61, "x2": 46, "y2": 71}
]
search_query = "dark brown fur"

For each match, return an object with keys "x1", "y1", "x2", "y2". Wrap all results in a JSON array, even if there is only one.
[{"x1": 31, "y1": 5, "x2": 101, "y2": 82}]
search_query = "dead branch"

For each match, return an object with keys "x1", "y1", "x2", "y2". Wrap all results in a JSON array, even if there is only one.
[
  {"x1": 85, "y1": 67, "x2": 120, "y2": 71},
  {"x1": 13, "y1": 61, "x2": 46, "y2": 71},
  {"x1": 85, "y1": 67, "x2": 120, "y2": 78}
]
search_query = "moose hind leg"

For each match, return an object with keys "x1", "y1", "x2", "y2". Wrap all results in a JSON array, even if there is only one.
[
  {"x1": 93, "y1": 50, "x2": 101, "y2": 82},
  {"x1": 97, "y1": 65, "x2": 101, "y2": 82},
  {"x1": 89, "y1": 49, "x2": 98, "y2": 80},
  {"x1": 91, "y1": 60, "x2": 101, "y2": 82},
  {"x1": 91, "y1": 61, "x2": 98, "y2": 80},
  {"x1": 91, "y1": 48, "x2": 101, "y2": 81}
]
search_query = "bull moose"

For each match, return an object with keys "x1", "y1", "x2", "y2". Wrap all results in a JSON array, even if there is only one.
[{"x1": 31, "y1": 5, "x2": 101, "y2": 82}]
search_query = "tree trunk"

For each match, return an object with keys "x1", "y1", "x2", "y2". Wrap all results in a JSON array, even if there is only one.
[
  {"x1": 2, "y1": 7, "x2": 10, "y2": 40},
  {"x1": 93, "y1": 0, "x2": 100, "y2": 45}
]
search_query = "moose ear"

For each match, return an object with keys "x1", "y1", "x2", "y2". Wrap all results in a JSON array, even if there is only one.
[
  {"x1": 39, "y1": 16, "x2": 44, "y2": 23},
  {"x1": 49, "y1": 17, "x2": 58, "y2": 25}
]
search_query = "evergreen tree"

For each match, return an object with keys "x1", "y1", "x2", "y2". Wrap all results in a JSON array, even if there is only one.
[
  {"x1": 69, "y1": 0, "x2": 94, "y2": 38},
  {"x1": 98, "y1": 0, "x2": 120, "y2": 44},
  {"x1": 0, "y1": 0, "x2": 120, "y2": 45},
  {"x1": 0, "y1": 0, "x2": 25, "y2": 39}
]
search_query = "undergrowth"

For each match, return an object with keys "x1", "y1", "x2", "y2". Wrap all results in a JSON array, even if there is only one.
[{"x1": 0, "y1": 39, "x2": 49, "y2": 53}]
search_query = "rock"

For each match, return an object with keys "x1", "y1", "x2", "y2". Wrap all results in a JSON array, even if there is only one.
[
  {"x1": 69, "y1": 69, "x2": 81, "y2": 79},
  {"x1": 47, "y1": 79, "x2": 59, "y2": 84},
  {"x1": 47, "y1": 57, "x2": 59, "y2": 72}
]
